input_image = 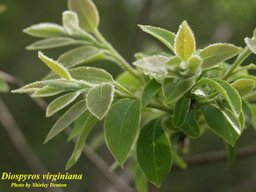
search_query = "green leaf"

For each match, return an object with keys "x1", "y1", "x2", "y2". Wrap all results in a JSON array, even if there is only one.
[
  {"x1": 70, "y1": 67, "x2": 113, "y2": 84},
  {"x1": 66, "y1": 112, "x2": 97, "y2": 169},
  {"x1": 0, "y1": 79, "x2": 9, "y2": 93},
  {"x1": 231, "y1": 79, "x2": 255, "y2": 96},
  {"x1": 174, "y1": 21, "x2": 196, "y2": 61},
  {"x1": 58, "y1": 46, "x2": 105, "y2": 68},
  {"x1": 38, "y1": 52, "x2": 72, "y2": 80},
  {"x1": 141, "y1": 79, "x2": 161, "y2": 107},
  {"x1": 139, "y1": 25, "x2": 175, "y2": 51},
  {"x1": 180, "y1": 111, "x2": 200, "y2": 138},
  {"x1": 32, "y1": 86, "x2": 64, "y2": 97},
  {"x1": 132, "y1": 162, "x2": 148, "y2": 192},
  {"x1": 137, "y1": 120, "x2": 172, "y2": 187},
  {"x1": 197, "y1": 78, "x2": 242, "y2": 116},
  {"x1": 23, "y1": 23, "x2": 66, "y2": 38},
  {"x1": 245, "y1": 37, "x2": 256, "y2": 54},
  {"x1": 27, "y1": 37, "x2": 85, "y2": 50},
  {"x1": 133, "y1": 55, "x2": 169, "y2": 82},
  {"x1": 43, "y1": 79, "x2": 83, "y2": 90},
  {"x1": 173, "y1": 97, "x2": 191, "y2": 127},
  {"x1": 46, "y1": 92, "x2": 80, "y2": 117},
  {"x1": 250, "y1": 104, "x2": 256, "y2": 130},
  {"x1": 162, "y1": 77, "x2": 195, "y2": 104},
  {"x1": 68, "y1": 0, "x2": 99, "y2": 32},
  {"x1": 12, "y1": 81, "x2": 44, "y2": 93},
  {"x1": 44, "y1": 100, "x2": 87, "y2": 143},
  {"x1": 86, "y1": 84, "x2": 114, "y2": 120},
  {"x1": 200, "y1": 43, "x2": 242, "y2": 68},
  {"x1": 116, "y1": 71, "x2": 141, "y2": 91},
  {"x1": 241, "y1": 100, "x2": 252, "y2": 129},
  {"x1": 105, "y1": 99, "x2": 141, "y2": 166},
  {"x1": 202, "y1": 105, "x2": 240, "y2": 146}
]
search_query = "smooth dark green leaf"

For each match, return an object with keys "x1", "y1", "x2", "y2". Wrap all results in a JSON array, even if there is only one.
[
  {"x1": 27, "y1": 37, "x2": 85, "y2": 50},
  {"x1": 137, "y1": 120, "x2": 172, "y2": 187},
  {"x1": 32, "y1": 86, "x2": 64, "y2": 97},
  {"x1": 70, "y1": 67, "x2": 113, "y2": 84},
  {"x1": 68, "y1": 0, "x2": 99, "y2": 32},
  {"x1": 105, "y1": 99, "x2": 141, "y2": 166},
  {"x1": 86, "y1": 84, "x2": 114, "y2": 120},
  {"x1": 0, "y1": 79, "x2": 9, "y2": 93},
  {"x1": 142, "y1": 79, "x2": 161, "y2": 107},
  {"x1": 58, "y1": 46, "x2": 105, "y2": 68},
  {"x1": 44, "y1": 100, "x2": 87, "y2": 143},
  {"x1": 38, "y1": 52, "x2": 72, "y2": 80},
  {"x1": 200, "y1": 43, "x2": 242, "y2": 68},
  {"x1": 23, "y1": 23, "x2": 66, "y2": 38},
  {"x1": 173, "y1": 97, "x2": 190, "y2": 127},
  {"x1": 46, "y1": 92, "x2": 80, "y2": 117},
  {"x1": 180, "y1": 111, "x2": 200, "y2": 138},
  {"x1": 174, "y1": 21, "x2": 196, "y2": 61},
  {"x1": 163, "y1": 77, "x2": 195, "y2": 104},
  {"x1": 245, "y1": 37, "x2": 256, "y2": 54},
  {"x1": 139, "y1": 25, "x2": 175, "y2": 51},
  {"x1": 202, "y1": 105, "x2": 240, "y2": 146},
  {"x1": 231, "y1": 79, "x2": 255, "y2": 96},
  {"x1": 66, "y1": 112, "x2": 97, "y2": 169}
]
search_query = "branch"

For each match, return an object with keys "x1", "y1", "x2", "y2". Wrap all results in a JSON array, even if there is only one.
[{"x1": 0, "y1": 98, "x2": 64, "y2": 192}]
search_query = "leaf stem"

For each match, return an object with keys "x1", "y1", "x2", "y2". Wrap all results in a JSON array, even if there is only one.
[
  {"x1": 222, "y1": 47, "x2": 251, "y2": 80},
  {"x1": 93, "y1": 29, "x2": 144, "y2": 83}
]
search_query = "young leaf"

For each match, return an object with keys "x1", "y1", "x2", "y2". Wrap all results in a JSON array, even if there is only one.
[
  {"x1": 202, "y1": 105, "x2": 240, "y2": 146},
  {"x1": 0, "y1": 79, "x2": 9, "y2": 93},
  {"x1": 38, "y1": 52, "x2": 72, "y2": 80},
  {"x1": 66, "y1": 112, "x2": 97, "y2": 169},
  {"x1": 180, "y1": 111, "x2": 200, "y2": 138},
  {"x1": 245, "y1": 37, "x2": 256, "y2": 54},
  {"x1": 27, "y1": 37, "x2": 84, "y2": 50},
  {"x1": 173, "y1": 97, "x2": 191, "y2": 127},
  {"x1": 141, "y1": 79, "x2": 161, "y2": 107},
  {"x1": 44, "y1": 100, "x2": 87, "y2": 143},
  {"x1": 174, "y1": 21, "x2": 196, "y2": 61},
  {"x1": 46, "y1": 92, "x2": 80, "y2": 117},
  {"x1": 137, "y1": 120, "x2": 172, "y2": 187},
  {"x1": 43, "y1": 79, "x2": 82, "y2": 90},
  {"x1": 231, "y1": 79, "x2": 255, "y2": 96},
  {"x1": 162, "y1": 77, "x2": 195, "y2": 104},
  {"x1": 23, "y1": 23, "x2": 66, "y2": 38},
  {"x1": 32, "y1": 86, "x2": 64, "y2": 98},
  {"x1": 116, "y1": 71, "x2": 141, "y2": 91},
  {"x1": 58, "y1": 46, "x2": 105, "y2": 68},
  {"x1": 139, "y1": 25, "x2": 175, "y2": 52},
  {"x1": 70, "y1": 67, "x2": 113, "y2": 84},
  {"x1": 199, "y1": 43, "x2": 242, "y2": 68},
  {"x1": 86, "y1": 84, "x2": 114, "y2": 120},
  {"x1": 68, "y1": 0, "x2": 99, "y2": 32},
  {"x1": 197, "y1": 78, "x2": 242, "y2": 116},
  {"x1": 104, "y1": 99, "x2": 141, "y2": 166},
  {"x1": 12, "y1": 81, "x2": 44, "y2": 93}
]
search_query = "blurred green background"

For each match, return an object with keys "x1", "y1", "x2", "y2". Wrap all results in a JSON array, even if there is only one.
[{"x1": 1, "y1": 0, "x2": 256, "y2": 191}]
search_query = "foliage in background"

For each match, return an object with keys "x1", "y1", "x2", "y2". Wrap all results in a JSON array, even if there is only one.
[{"x1": 12, "y1": 0, "x2": 256, "y2": 189}]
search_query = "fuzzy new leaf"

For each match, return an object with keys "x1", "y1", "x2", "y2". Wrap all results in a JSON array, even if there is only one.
[
  {"x1": 231, "y1": 79, "x2": 255, "y2": 96},
  {"x1": 245, "y1": 37, "x2": 256, "y2": 55}
]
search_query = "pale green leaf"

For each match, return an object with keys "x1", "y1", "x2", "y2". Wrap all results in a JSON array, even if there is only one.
[
  {"x1": 105, "y1": 99, "x2": 141, "y2": 166},
  {"x1": 11, "y1": 81, "x2": 44, "y2": 93},
  {"x1": 70, "y1": 67, "x2": 113, "y2": 84},
  {"x1": 139, "y1": 25, "x2": 175, "y2": 51},
  {"x1": 245, "y1": 37, "x2": 256, "y2": 54},
  {"x1": 174, "y1": 21, "x2": 196, "y2": 61},
  {"x1": 250, "y1": 104, "x2": 256, "y2": 130},
  {"x1": 32, "y1": 86, "x2": 64, "y2": 98},
  {"x1": 142, "y1": 79, "x2": 161, "y2": 107},
  {"x1": 116, "y1": 71, "x2": 141, "y2": 91},
  {"x1": 200, "y1": 43, "x2": 242, "y2": 68},
  {"x1": 137, "y1": 120, "x2": 172, "y2": 187},
  {"x1": 162, "y1": 77, "x2": 195, "y2": 104},
  {"x1": 68, "y1": 0, "x2": 99, "y2": 32},
  {"x1": 0, "y1": 79, "x2": 9, "y2": 93},
  {"x1": 66, "y1": 112, "x2": 97, "y2": 169},
  {"x1": 231, "y1": 79, "x2": 255, "y2": 96},
  {"x1": 46, "y1": 91, "x2": 80, "y2": 117},
  {"x1": 44, "y1": 100, "x2": 87, "y2": 143},
  {"x1": 27, "y1": 37, "x2": 85, "y2": 50},
  {"x1": 202, "y1": 105, "x2": 240, "y2": 146},
  {"x1": 58, "y1": 46, "x2": 105, "y2": 68},
  {"x1": 38, "y1": 52, "x2": 72, "y2": 80},
  {"x1": 23, "y1": 23, "x2": 66, "y2": 38},
  {"x1": 43, "y1": 79, "x2": 82, "y2": 90},
  {"x1": 86, "y1": 84, "x2": 114, "y2": 120},
  {"x1": 173, "y1": 97, "x2": 191, "y2": 127}
]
